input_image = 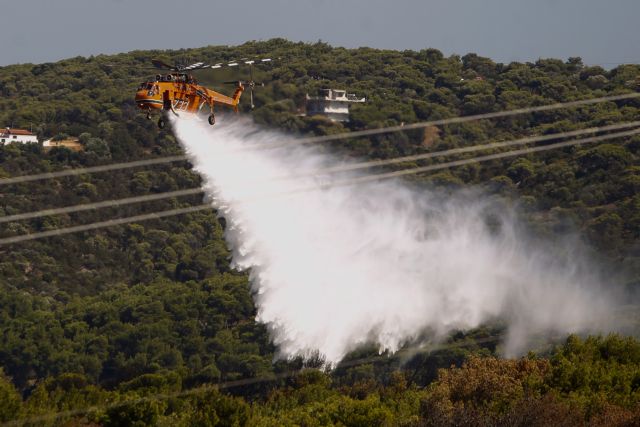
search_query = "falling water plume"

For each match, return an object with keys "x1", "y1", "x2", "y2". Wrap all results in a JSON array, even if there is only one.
[{"x1": 171, "y1": 115, "x2": 618, "y2": 364}]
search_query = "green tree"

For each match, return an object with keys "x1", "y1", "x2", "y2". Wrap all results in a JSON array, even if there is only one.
[{"x1": 0, "y1": 370, "x2": 22, "y2": 422}]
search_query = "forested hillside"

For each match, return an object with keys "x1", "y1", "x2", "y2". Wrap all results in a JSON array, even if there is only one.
[{"x1": 0, "y1": 39, "x2": 639, "y2": 425}]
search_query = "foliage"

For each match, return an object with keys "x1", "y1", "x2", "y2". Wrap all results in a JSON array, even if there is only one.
[{"x1": 0, "y1": 39, "x2": 639, "y2": 425}]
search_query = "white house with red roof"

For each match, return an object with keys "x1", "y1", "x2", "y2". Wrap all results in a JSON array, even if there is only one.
[{"x1": 0, "y1": 128, "x2": 38, "y2": 145}]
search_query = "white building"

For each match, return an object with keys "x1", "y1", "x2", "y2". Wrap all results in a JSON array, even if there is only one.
[
  {"x1": 0, "y1": 128, "x2": 38, "y2": 145},
  {"x1": 42, "y1": 137, "x2": 83, "y2": 152},
  {"x1": 305, "y1": 89, "x2": 365, "y2": 122}
]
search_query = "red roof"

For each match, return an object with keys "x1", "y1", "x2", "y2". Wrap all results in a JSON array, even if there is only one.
[{"x1": 1, "y1": 128, "x2": 35, "y2": 136}]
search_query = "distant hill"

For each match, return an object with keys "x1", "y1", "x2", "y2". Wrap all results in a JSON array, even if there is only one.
[{"x1": 0, "y1": 39, "x2": 639, "y2": 425}]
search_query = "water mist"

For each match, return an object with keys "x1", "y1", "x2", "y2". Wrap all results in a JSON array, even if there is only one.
[{"x1": 171, "y1": 115, "x2": 617, "y2": 364}]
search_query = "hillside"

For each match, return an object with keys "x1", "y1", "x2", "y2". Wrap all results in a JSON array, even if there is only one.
[{"x1": 0, "y1": 39, "x2": 639, "y2": 425}]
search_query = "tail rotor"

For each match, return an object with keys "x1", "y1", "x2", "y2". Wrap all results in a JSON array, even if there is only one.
[
  {"x1": 222, "y1": 61, "x2": 265, "y2": 109},
  {"x1": 217, "y1": 58, "x2": 272, "y2": 109},
  {"x1": 223, "y1": 80, "x2": 264, "y2": 109}
]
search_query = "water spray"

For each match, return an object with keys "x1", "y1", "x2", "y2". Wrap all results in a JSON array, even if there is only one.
[{"x1": 171, "y1": 115, "x2": 618, "y2": 364}]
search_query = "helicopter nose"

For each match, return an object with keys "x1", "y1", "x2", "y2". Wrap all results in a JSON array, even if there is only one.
[{"x1": 135, "y1": 89, "x2": 162, "y2": 111}]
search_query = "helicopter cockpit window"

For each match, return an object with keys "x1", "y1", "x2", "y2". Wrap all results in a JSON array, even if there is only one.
[{"x1": 146, "y1": 83, "x2": 158, "y2": 96}]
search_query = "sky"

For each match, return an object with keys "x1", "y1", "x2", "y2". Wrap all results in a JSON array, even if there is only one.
[{"x1": 1, "y1": 0, "x2": 638, "y2": 67}]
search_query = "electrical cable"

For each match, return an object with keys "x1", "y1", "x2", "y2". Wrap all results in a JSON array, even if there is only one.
[
  {"x1": 1, "y1": 92, "x2": 637, "y2": 186},
  {"x1": 0, "y1": 188, "x2": 203, "y2": 224},
  {"x1": 308, "y1": 127, "x2": 640, "y2": 190},
  {"x1": 0, "y1": 205, "x2": 212, "y2": 245},
  {"x1": 1, "y1": 127, "x2": 637, "y2": 246},
  {"x1": 0, "y1": 155, "x2": 188, "y2": 186},
  {"x1": 2, "y1": 123, "x2": 637, "y2": 226},
  {"x1": 3, "y1": 122, "x2": 637, "y2": 225},
  {"x1": 279, "y1": 120, "x2": 640, "y2": 179},
  {"x1": 251, "y1": 92, "x2": 640, "y2": 150}
]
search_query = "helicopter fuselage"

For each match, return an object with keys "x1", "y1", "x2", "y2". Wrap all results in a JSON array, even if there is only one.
[{"x1": 135, "y1": 73, "x2": 244, "y2": 127}]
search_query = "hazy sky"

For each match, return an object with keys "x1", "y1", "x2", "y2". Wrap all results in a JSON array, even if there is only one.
[{"x1": 1, "y1": 0, "x2": 638, "y2": 67}]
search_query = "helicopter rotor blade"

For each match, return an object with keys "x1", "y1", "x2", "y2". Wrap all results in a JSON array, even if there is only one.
[
  {"x1": 151, "y1": 59, "x2": 176, "y2": 70},
  {"x1": 182, "y1": 62, "x2": 206, "y2": 70},
  {"x1": 206, "y1": 58, "x2": 272, "y2": 70},
  {"x1": 150, "y1": 57, "x2": 274, "y2": 72}
]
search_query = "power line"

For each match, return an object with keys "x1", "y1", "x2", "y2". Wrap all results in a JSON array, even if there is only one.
[
  {"x1": 0, "y1": 205, "x2": 212, "y2": 245},
  {"x1": 233, "y1": 127, "x2": 640, "y2": 202},
  {"x1": 3, "y1": 123, "x2": 636, "y2": 226},
  {"x1": 280, "y1": 121, "x2": 640, "y2": 179},
  {"x1": 310, "y1": 127, "x2": 640, "y2": 190},
  {"x1": 0, "y1": 155, "x2": 188, "y2": 186},
  {"x1": 0, "y1": 335, "x2": 501, "y2": 427},
  {"x1": 2, "y1": 127, "x2": 636, "y2": 246},
  {"x1": 253, "y1": 92, "x2": 640, "y2": 150},
  {"x1": 1, "y1": 92, "x2": 638, "y2": 186},
  {"x1": 0, "y1": 188, "x2": 203, "y2": 224}
]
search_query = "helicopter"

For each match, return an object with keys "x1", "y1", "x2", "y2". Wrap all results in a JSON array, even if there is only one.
[{"x1": 134, "y1": 57, "x2": 271, "y2": 129}]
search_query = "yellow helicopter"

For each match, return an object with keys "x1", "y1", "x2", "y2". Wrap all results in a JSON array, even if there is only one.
[{"x1": 135, "y1": 58, "x2": 271, "y2": 128}]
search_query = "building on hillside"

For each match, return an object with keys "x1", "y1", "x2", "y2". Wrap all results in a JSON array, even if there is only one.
[
  {"x1": 43, "y1": 137, "x2": 83, "y2": 152},
  {"x1": 305, "y1": 89, "x2": 365, "y2": 122},
  {"x1": 0, "y1": 128, "x2": 38, "y2": 145}
]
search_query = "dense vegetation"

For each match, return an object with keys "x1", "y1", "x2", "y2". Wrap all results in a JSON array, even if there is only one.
[
  {"x1": 1, "y1": 335, "x2": 639, "y2": 425},
  {"x1": 0, "y1": 39, "x2": 639, "y2": 425}
]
